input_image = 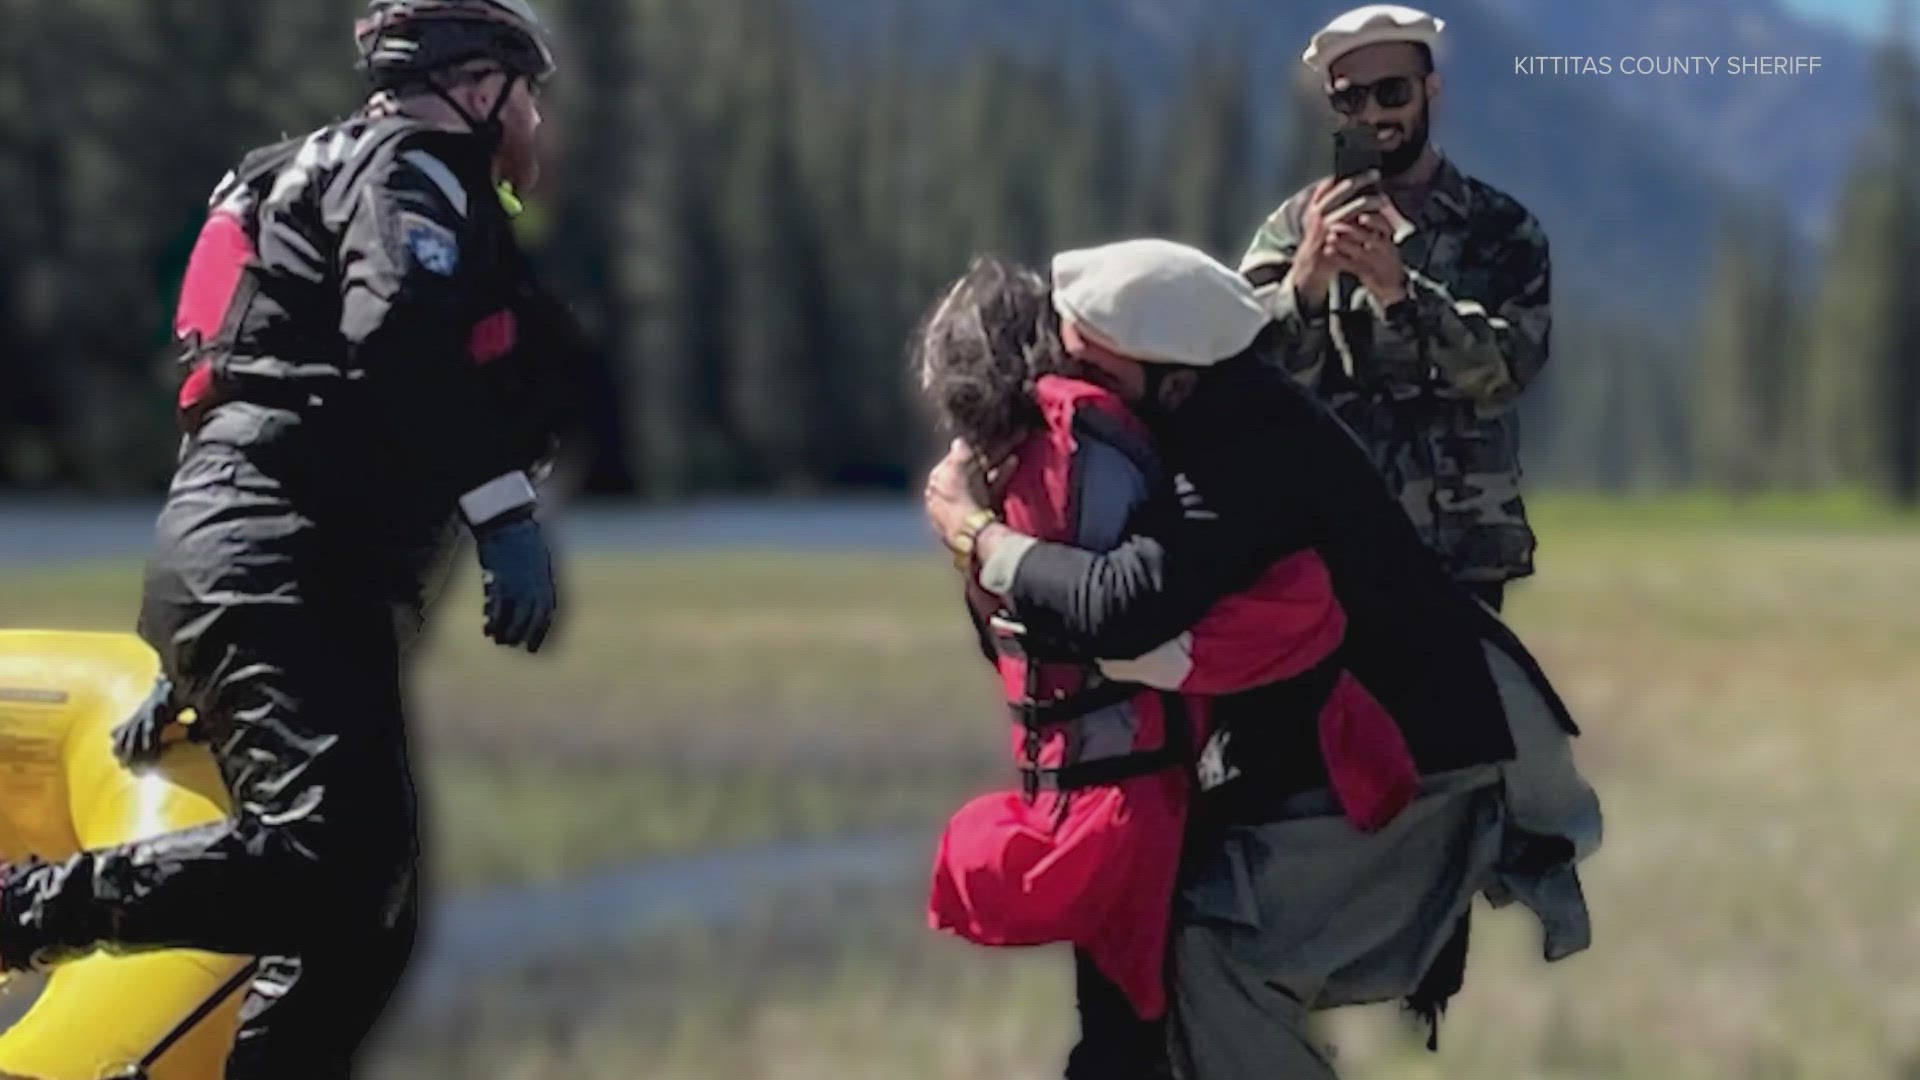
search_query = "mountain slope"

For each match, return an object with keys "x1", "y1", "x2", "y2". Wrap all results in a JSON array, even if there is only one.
[
  {"x1": 801, "y1": 0, "x2": 1736, "y2": 307},
  {"x1": 1478, "y1": 0, "x2": 1869, "y2": 236}
]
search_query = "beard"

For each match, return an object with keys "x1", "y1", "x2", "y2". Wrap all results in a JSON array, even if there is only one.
[
  {"x1": 499, "y1": 133, "x2": 542, "y2": 194},
  {"x1": 1379, "y1": 104, "x2": 1431, "y2": 179},
  {"x1": 1135, "y1": 366, "x2": 1194, "y2": 431}
]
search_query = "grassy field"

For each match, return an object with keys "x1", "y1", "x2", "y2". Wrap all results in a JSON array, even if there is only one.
[
  {"x1": 0, "y1": 552, "x2": 1002, "y2": 885},
  {"x1": 5, "y1": 505, "x2": 1920, "y2": 1076}
]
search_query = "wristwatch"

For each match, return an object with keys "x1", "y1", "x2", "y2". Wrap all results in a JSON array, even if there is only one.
[{"x1": 949, "y1": 508, "x2": 999, "y2": 570}]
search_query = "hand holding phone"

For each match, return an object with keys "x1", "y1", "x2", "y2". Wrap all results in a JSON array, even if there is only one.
[{"x1": 1274, "y1": 130, "x2": 1391, "y2": 308}]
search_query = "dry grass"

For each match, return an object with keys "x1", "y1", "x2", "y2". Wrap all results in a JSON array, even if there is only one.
[{"x1": 386, "y1": 523, "x2": 1920, "y2": 1079}]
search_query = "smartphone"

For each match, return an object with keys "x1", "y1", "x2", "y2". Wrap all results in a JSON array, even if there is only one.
[{"x1": 1332, "y1": 125, "x2": 1382, "y2": 193}]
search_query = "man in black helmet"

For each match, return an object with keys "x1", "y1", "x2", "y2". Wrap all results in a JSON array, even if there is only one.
[{"x1": 0, "y1": 2, "x2": 586, "y2": 1074}]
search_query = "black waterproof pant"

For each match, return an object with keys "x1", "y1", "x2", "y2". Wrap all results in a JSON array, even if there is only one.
[
  {"x1": 2, "y1": 444, "x2": 424, "y2": 1078},
  {"x1": 1065, "y1": 950, "x2": 1174, "y2": 1080}
]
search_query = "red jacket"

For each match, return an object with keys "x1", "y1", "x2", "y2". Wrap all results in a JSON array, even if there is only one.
[{"x1": 929, "y1": 376, "x2": 1417, "y2": 1018}]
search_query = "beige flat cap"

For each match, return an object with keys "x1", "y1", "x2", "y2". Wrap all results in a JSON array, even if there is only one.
[
  {"x1": 1303, "y1": 4, "x2": 1444, "y2": 72},
  {"x1": 1051, "y1": 239, "x2": 1269, "y2": 368}
]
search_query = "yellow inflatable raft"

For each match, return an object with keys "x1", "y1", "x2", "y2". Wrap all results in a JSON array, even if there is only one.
[{"x1": 0, "y1": 631, "x2": 246, "y2": 1079}]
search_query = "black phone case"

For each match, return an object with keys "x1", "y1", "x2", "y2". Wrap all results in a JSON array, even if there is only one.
[{"x1": 1333, "y1": 127, "x2": 1382, "y2": 181}]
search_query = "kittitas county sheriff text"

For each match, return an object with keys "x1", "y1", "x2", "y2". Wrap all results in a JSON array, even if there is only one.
[{"x1": 1515, "y1": 56, "x2": 1820, "y2": 76}]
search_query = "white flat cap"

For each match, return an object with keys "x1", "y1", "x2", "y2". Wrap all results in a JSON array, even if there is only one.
[
  {"x1": 1051, "y1": 239, "x2": 1268, "y2": 368},
  {"x1": 1303, "y1": 4, "x2": 1444, "y2": 72}
]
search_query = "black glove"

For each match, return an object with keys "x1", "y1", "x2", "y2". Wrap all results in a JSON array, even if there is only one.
[
  {"x1": 474, "y1": 514, "x2": 558, "y2": 653},
  {"x1": 110, "y1": 675, "x2": 195, "y2": 767}
]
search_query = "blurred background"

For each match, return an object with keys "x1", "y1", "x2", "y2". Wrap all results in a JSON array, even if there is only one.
[{"x1": 4, "y1": 0, "x2": 1920, "y2": 1076}]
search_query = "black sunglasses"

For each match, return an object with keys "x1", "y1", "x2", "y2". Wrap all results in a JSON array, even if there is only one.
[{"x1": 1326, "y1": 74, "x2": 1421, "y2": 116}]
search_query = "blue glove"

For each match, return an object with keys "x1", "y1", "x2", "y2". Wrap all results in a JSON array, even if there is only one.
[{"x1": 474, "y1": 515, "x2": 558, "y2": 653}]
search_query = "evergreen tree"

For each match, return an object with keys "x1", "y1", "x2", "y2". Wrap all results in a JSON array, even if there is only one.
[
  {"x1": 1745, "y1": 202, "x2": 1799, "y2": 488},
  {"x1": 1803, "y1": 160, "x2": 1901, "y2": 489},
  {"x1": 616, "y1": 0, "x2": 732, "y2": 495},
  {"x1": 1151, "y1": 48, "x2": 1255, "y2": 261},
  {"x1": 1272, "y1": 63, "x2": 1334, "y2": 209},
  {"x1": 1880, "y1": 19, "x2": 1920, "y2": 504},
  {"x1": 1692, "y1": 202, "x2": 1787, "y2": 494},
  {"x1": 1802, "y1": 9, "x2": 1920, "y2": 502},
  {"x1": 533, "y1": 0, "x2": 638, "y2": 493},
  {"x1": 718, "y1": 0, "x2": 821, "y2": 487},
  {"x1": 1046, "y1": 68, "x2": 1137, "y2": 250}
]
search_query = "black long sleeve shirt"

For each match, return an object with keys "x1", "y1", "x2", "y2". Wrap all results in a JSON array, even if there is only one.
[{"x1": 997, "y1": 357, "x2": 1519, "y2": 790}]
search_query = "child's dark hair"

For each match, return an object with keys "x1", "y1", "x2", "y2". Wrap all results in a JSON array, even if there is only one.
[{"x1": 909, "y1": 256, "x2": 1070, "y2": 454}]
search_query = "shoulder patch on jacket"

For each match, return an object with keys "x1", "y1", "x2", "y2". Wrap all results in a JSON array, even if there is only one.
[{"x1": 402, "y1": 212, "x2": 460, "y2": 276}]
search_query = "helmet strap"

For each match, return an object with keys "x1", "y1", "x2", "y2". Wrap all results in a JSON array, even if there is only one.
[
  {"x1": 484, "y1": 70, "x2": 522, "y2": 133},
  {"x1": 425, "y1": 70, "x2": 519, "y2": 149}
]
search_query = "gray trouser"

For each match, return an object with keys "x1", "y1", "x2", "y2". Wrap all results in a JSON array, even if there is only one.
[{"x1": 1169, "y1": 768, "x2": 1504, "y2": 1079}]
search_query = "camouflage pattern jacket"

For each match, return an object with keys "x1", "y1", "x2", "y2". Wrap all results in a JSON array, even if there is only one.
[{"x1": 1242, "y1": 155, "x2": 1550, "y2": 584}]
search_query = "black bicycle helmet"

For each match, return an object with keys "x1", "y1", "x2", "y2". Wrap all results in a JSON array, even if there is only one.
[{"x1": 356, "y1": 0, "x2": 556, "y2": 91}]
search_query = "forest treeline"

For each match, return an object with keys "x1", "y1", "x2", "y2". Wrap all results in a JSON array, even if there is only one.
[{"x1": 2, "y1": 0, "x2": 1917, "y2": 502}]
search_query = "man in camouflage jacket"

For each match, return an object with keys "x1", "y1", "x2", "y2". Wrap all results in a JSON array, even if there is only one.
[{"x1": 1243, "y1": 5, "x2": 1550, "y2": 610}]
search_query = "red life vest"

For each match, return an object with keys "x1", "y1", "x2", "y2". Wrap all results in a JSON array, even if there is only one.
[
  {"x1": 929, "y1": 376, "x2": 1195, "y2": 1019},
  {"x1": 928, "y1": 376, "x2": 1419, "y2": 1019},
  {"x1": 170, "y1": 142, "x2": 302, "y2": 428}
]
